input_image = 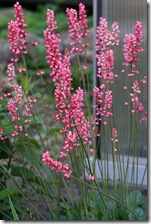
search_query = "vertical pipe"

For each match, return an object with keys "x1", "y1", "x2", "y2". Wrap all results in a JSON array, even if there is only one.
[{"x1": 93, "y1": 0, "x2": 103, "y2": 159}]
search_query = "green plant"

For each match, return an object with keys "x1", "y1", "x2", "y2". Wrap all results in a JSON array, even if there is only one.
[{"x1": 0, "y1": 2, "x2": 147, "y2": 221}]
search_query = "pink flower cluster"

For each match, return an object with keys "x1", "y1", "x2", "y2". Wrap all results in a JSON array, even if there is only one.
[
  {"x1": 88, "y1": 175, "x2": 96, "y2": 181},
  {"x1": 43, "y1": 8, "x2": 91, "y2": 179},
  {"x1": 24, "y1": 96, "x2": 37, "y2": 123},
  {"x1": 123, "y1": 21, "x2": 143, "y2": 68},
  {"x1": 66, "y1": 3, "x2": 89, "y2": 53},
  {"x1": 111, "y1": 128, "x2": 118, "y2": 143},
  {"x1": 2, "y1": 63, "x2": 37, "y2": 137},
  {"x1": 42, "y1": 151, "x2": 72, "y2": 179},
  {"x1": 96, "y1": 18, "x2": 119, "y2": 51},
  {"x1": 8, "y1": 2, "x2": 29, "y2": 62},
  {"x1": 93, "y1": 85, "x2": 113, "y2": 127},
  {"x1": 46, "y1": 9, "x2": 57, "y2": 31},
  {"x1": 7, "y1": 63, "x2": 23, "y2": 123},
  {"x1": 130, "y1": 81, "x2": 147, "y2": 123},
  {"x1": 93, "y1": 18, "x2": 120, "y2": 131},
  {"x1": 122, "y1": 23, "x2": 147, "y2": 123},
  {"x1": 96, "y1": 17, "x2": 119, "y2": 80},
  {"x1": 111, "y1": 128, "x2": 118, "y2": 152}
]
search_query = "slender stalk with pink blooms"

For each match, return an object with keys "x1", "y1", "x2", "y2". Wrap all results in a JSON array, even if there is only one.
[
  {"x1": 8, "y1": 2, "x2": 29, "y2": 62},
  {"x1": 43, "y1": 8, "x2": 92, "y2": 179},
  {"x1": 93, "y1": 18, "x2": 120, "y2": 130}
]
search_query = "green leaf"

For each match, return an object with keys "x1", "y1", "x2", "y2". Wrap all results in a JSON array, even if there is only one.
[
  {"x1": 128, "y1": 207, "x2": 145, "y2": 220},
  {"x1": 25, "y1": 138, "x2": 41, "y2": 150},
  {"x1": 11, "y1": 167, "x2": 35, "y2": 182},
  {"x1": 8, "y1": 196, "x2": 19, "y2": 220},
  {"x1": 0, "y1": 202, "x2": 10, "y2": 211},
  {"x1": 96, "y1": 192, "x2": 104, "y2": 209},
  {"x1": 1, "y1": 118, "x2": 14, "y2": 135},
  {"x1": 21, "y1": 76, "x2": 29, "y2": 93},
  {"x1": 0, "y1": 138, "x2": 12, "y2": 159},
  {"x1": 0, "y1": 189, "x2": 19, "y2": 200},
  {"x1": 11, "y1": 167, "x2": 49, "y2": 185},
  {"x1": 47, "y1": 128, "x2": 61, "y2": 135},
  {"x1": 60, "y1": 202, "x2": 70, "y2": 210},
  {"x1": 59, "y1": 214, "x2": 68, "y2": 220},
  {"x1": 27, "y1": 80, "x2": 39, "y2": 93},
  {"x1": 126, "y1": 190, "x2": 144, "y2": 207},
  {"x1": 0, "y1": 99, "x2": 7, "y2": 106},
  {"x1": 15, "y1": 137, "x2": 40, "y2": 150},
  {"x1": 135, "y1": 190, "x2": 144, "y2": 206},
  {"x1": 10, "y1": 195, "x2": 25, "y2": 216},
  {"x1": 34, "y1": 92, "x2": 42, "y2": 98}
]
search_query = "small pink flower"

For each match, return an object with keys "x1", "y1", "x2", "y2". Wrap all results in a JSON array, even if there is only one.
[
  {"x1": 64, "y1": 170, "x2": 72, "y2": 179},
  {"x1": 123, "y1": 21, "x2": 143, "y2": 67},
  {"x1": 111, "y1": 128, "x2": 118, "y2": 142},
  {"x1": 36, "y1": 70, "x2": 45, "y2": 76},
  {"x1": 59, "y1": 151, "x2": 67, "y2": 158},
  {"x1": 30, "y1": 41, "x2": 38, "y2": 46},
  {"x1": 88, "y1": 175, "x2": 96, "y2": 180},
  {"x1": 66, "y1": 3, "x2": 89, "y2": 54},
  {"x1": 18, "y1": 67, "x2": 26, "y2": 73},
  {"x1": 8, "y1": 2, "x2": 28, "y2": 62},
  {"x1": 128, "y1": 73, "x2": 135, "y2": 77},
  {"x1": 83, "y1": 65, "x2": 88, "y2": 71},
  {"x1": 103, "y1": 121, "x2": 108, "y2": 125},
  {"x1": 140, "y1": 79, "x2": 147, "y2": 84},
  {"x1": 90, "y1": 149, "x2": 96, "y2": 153}
]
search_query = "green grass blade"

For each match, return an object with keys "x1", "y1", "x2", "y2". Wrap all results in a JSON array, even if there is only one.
[{"x1": 8, "y1": 196, "x2": 19, "y2": 221}]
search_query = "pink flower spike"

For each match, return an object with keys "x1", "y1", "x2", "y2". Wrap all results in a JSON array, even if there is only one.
[
  {"x1": 46, "y1": 9, "x2": 57, "y2": 31},
  {"x1": 8, "y1": 2, "x2": 28, "y2": 62},
  {"x1": 79, "y1": 3, "x2": 89, "y2": 38},
  {"x1": 123, "y1": 21, "x2": 143, "y2": 67},
  {"x1": 111, "y1": 128, "x2": 118, "y2": 143}
]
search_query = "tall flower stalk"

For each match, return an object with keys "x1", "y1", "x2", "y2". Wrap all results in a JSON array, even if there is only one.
[{"x1": 43, "y1": 8, "x2": 93, "y2": 181}]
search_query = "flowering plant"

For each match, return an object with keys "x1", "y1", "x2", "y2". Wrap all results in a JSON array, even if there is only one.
[{"x1": 0, "y1": 2, "x2": 147, "y2": 221}]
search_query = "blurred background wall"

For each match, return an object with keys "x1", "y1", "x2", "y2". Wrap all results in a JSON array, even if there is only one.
[{"x1": 94, "y1": 0, "x2": 147, "y2": 157}]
